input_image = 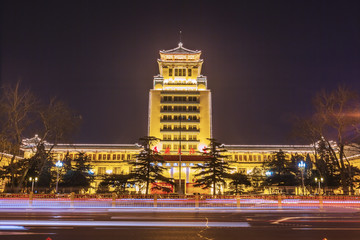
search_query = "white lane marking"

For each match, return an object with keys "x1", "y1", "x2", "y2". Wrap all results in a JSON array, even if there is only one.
[{"x1": 0, "y1": 220, "x2": 250, "y2": 228}]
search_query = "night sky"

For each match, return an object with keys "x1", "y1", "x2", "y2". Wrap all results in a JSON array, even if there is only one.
[{"x1": 1, "y1": 1, "x2": 360, "y2": 145}]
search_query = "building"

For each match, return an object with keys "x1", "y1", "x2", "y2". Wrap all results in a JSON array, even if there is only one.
[
  {"x1": 148, "y1": 42, "x2": 211, "y2": 154},
  {"x1": 16, "y1": 43, "x2": 360, "y2": 194}
]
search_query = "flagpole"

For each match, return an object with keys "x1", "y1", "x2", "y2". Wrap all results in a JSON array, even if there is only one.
[{"x1": 178, "y1": 113, "x2": 182, "y2": 194}]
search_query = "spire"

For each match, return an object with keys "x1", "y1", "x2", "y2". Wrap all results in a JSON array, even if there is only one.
[{"x1": 179, "y1": 30, "x2": 183, "y2": 47}]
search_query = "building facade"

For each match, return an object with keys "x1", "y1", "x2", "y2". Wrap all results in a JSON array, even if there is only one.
[{"x1": 148, "y1": 42, "x2": 211, "y2": 154}]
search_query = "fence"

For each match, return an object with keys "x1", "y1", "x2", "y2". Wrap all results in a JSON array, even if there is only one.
[{"x1": 0, "y1": 193, "x2": 360, "y2": 209}]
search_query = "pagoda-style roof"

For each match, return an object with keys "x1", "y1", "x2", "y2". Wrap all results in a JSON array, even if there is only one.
[{"x1": 160, "y1": 42, "x2": 201, "y2": 55}]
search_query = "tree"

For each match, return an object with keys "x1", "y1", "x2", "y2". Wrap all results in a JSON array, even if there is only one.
[
  {"x1": 263, "y1": 150, "x2": 299, "y2": 189},
  {"x1": 227, "y1": 172, "x2": 251, "y2": 195},
  {"x1": 129, "y1": 136, "x2": 172, "y2": 194},
  {"x1": 294, "y1": 86, "x2": 360, "y2": 194},
  {"x1": 97, "y1": 174, "x2": 132, "y2": 194},
  {"x1": 60, "y1": 152, "x2": 94, "y2": 193},
  {"x1": 193, "y1": 138, "x2": 232, "y2": 195},
  {"x1": 0, "y1": 81, "x2": 81, "y2": 192},
  {"x1": 0, "y1": 81, "x2": 38, "y2": 192}
]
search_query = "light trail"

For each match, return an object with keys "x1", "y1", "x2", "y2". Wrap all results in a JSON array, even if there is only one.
[{"x1": 0, "y1": 220, "x2": 250, "y2": 228}]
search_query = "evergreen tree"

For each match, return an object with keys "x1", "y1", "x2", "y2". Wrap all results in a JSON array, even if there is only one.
[
  {"x1": 97, "y1": 174, "x2": 131, "y2": 194},
  {"x1": 193, "y1": 138, "x2": 232, "y2": 195},
  {"x1": 227, "y1": 172, "x2": 251, "y2": 195},
  {"x1": 60, "y1": 152, "x2": 94, "y2": 193},
  {"x1": 129, "y1": 136, "x2": 172, "y2": 194},
  {"x1": 263, "y1": 150, "x2": 299, "y2": 187}
]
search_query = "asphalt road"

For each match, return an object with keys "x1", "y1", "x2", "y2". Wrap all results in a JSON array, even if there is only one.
[{"x1": 0, "y1": 208, "x2": 360, "y2": 240}]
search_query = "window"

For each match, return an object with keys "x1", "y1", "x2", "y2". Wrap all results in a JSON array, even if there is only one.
[
  {"x1": 163, "y1": 106, "x2": 172, "y2": 111},
  {"x1": 93, "y1": 154, "x2": 96, "y2": 160},
  {"x1": 112, "y1": 154, "x2": 116, "y2": 160},
  {"x1": 121, "y1": 154, "x2": 125, "y2": 160},
  {"x1": 163, "y1": 115, "x2": 172, "y2": 120},
  {"x1": 189, "y1": 135, "x2": 197, "y2": 140},
  {"x1": 188, "y1": 144, "x2": 197, "y2": 150},
  {"x1": 98, "y1": 167, "x2": 106, "y2": 175},
  {"x1": 117, "y1": 154, "x2": 121, "y2": 160},
  {"x1": 114, "y1": 167, "x2": 122, "y2": 174},
  {"x1": 163, "y1": 96, "x2": 172, "y2": 101},
  {"x1": 163, "y1": 135, "x2": 171, "y2": 140},
  {"x1": 169, "y1": 68, "x2": 173, "y2": 76},
  {"x1": 99, "y1": 154, "x2": 102, "y2": 160},
  {"x1": 127, "y1": 154, "x2": 131, "y2": 160},
  {"x1": 163, "y1": 144, "x2": 171, "y2": 149},
  {"x1": 188, "y1": 69, "x2": 192, "y2": 76},
  {"x1": 163, "y1": 124, "x2": 171, "y2": 130},
  {"x1": 174, "y1": 69, "x2": 186, "y2": 76}
]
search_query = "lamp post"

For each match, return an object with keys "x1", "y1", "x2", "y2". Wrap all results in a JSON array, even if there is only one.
[
  {"x1": 315, "y1": 177, "x2": 324, "y2": 195},
  {"x1": 55, "y1": 160, "x2": 63, "y2": 194},
  {"x1": 29, "y1": 177, "x2": 38, "y2": 193},
  {"x1": 298, "y1": 160, "x2": 306, "y2": 195}
]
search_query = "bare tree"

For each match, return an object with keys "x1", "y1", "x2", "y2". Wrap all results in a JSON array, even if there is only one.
[
  {"x1": 0, "y1": 81, "x2": 81, "y2": 192},
  {"x1": 0, "y1": 81, "x2": 38, "y2": 192},
  {"x1": 294, "y1": 86, "x2": 360, "y2": 194}
]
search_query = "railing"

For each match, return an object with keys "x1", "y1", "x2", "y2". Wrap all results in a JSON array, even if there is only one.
[
  {"x1": 160, "y1": 110, "x2": 200, "y2": 113},
  {"x1": 160, "y1": 119, "x2": 200, "y2": 123},
  {"x1": 0, "y1": 194, "x2": 360, "y2": 209}
]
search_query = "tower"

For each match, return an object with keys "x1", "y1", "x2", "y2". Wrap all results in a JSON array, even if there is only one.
[{"x1": 148, "y1": 42, "x2": 212, "y2": 154}]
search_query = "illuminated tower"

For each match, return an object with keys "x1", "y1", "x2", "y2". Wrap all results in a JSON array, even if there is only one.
[{"x1": 148, "y1": 42, "x2": 212, "y2": 154}]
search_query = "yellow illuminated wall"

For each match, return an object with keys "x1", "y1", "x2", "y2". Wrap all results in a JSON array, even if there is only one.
[{"x1": 148, "y1": 43, "x2": 211, "y2": 154}]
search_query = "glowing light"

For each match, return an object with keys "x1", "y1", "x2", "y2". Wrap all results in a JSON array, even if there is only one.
[
  {"x1": 55, "y1": 161, "x2": 63, "y2": 168},
  {"x1": 298, "y1": 161, "x2": 306, "y2": 169},
  {"x1": 106, "y1": 169, "x2": 113, "y2": 175},
  {"x1": 0, "y1": 225, "x2": 26, "y2": 230}
]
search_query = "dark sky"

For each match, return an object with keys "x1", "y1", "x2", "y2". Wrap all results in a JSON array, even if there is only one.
[{"x1": 1, "y1": 0, "x2": 360, "y2": 145}]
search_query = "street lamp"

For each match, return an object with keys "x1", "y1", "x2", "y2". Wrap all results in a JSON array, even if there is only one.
[
  {"x1": 29, "y1": 177, "x2": 38, "y2": 193},
  {"x1": 55, "y1": 160, "x2": 63, "y2": 193},
  {"x1": 315, "y1": 177, "x2": 324, "y2": 195},
  {"x1": 298, "y1": 160, "x2": 306, "y2": 195}
]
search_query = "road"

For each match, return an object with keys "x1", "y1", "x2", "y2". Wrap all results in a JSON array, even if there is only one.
[{"x1": 0, "y1": 207, "x2": 360, "y2": 240}]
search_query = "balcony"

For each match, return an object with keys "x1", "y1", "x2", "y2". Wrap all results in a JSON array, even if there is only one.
[
  {"x1": 160, "y1": 100, "x2": 200, "y2": 104},
  {"x1": 160, "y1": 109, "x2": 200, "y2": 113},
  {"x1": 161, "y1": 139, "x2": 200, "y2": 142},
  {"x1": 160, "y1": 128, "x2": 200, "y2": 132},
  {"x1": 160, "y1": 119, "x2": 200, "y2": 123}
]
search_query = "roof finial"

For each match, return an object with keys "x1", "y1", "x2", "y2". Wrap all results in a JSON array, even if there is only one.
[{"x1": 179, "y1": 30, "x2": 183, "y2": 47}]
